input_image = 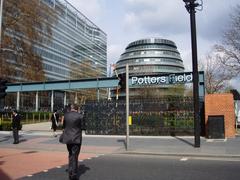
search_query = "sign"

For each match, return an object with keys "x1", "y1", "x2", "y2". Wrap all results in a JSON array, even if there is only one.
[
  {"x1": 131, "y1": 72, "x2": 193, "y2": 86},
  {"x1": 128, "y1": 116, "x2": 132, "y2": 125}
]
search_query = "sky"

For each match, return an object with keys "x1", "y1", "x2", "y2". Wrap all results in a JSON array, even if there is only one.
[{"x1": 67, "y1": 0, "x2": 240, "y2": 89}]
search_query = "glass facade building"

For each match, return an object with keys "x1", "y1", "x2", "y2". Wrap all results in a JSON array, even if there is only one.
[
  {"x1": 115, "y1": 38, "x2": 184, "y2": 76},
  {"x1": 3, "y1": 0, "x2": 107, "y2": 81},
  {"x1": 2, "y1": 0, "x2": 107, "y2": 111},
  {"x1": 114, "y1": 38, "x2": 185, "y2": 98},
  {"x1": 40, "y1": 0, "x2": 107, "y2": 80}
]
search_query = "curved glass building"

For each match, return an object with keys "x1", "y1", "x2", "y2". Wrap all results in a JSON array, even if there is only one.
[{"x1": 115, "y1": 38, "x2": 184, "y2": 76}]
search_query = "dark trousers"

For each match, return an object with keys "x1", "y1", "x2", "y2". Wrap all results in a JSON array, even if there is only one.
[
  {"x1": 13, "y1": 128, "x2": 19, "y2": 143},
  {"x1": 67, "y1": 144, "x2": 81, "y2": 179}
]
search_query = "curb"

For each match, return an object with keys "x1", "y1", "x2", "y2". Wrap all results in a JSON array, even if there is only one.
[
  {"x1": 118, "y1": 151, "x2": 240, "y2": 159},
  {"x1": 0, "y1": 131, "x2": 198, "y2": 139}
]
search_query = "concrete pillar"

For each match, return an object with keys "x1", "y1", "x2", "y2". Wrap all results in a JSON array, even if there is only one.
[
  {"x1": 51, "y1": 90, "x2": 54, "y2": 112},
  {"x1": 97, "y1": 88, "x2": 100, "y2": 102},
  {"x1": 74, "y1": 92, "x2": 78, "y2": 104},
  {"x1": 35, "y1": 91, "x2": 39, "y2": 112},
  {"x1": 64, "y1": 91, "x2": 67, "y2": 106},
  {"x1": 16, "y1": 91, "x2": 20, "y2": 111},
  {"x1": 97, "y1": 78, "x2": 99, "y2": 102}
]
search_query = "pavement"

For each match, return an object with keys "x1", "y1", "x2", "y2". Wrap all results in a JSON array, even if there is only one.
[
  {"x1": 18, "y1": 122, "x2": 240, "y2": 158},
  {"x1": 1, "y1": 122, "x2": 240, "y2": 179}
]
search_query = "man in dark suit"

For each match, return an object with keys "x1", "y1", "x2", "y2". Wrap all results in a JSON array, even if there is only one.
[
  {"x1": 12, "y1": 110, "x2": 21, "y2": 144},
  {"x1": 61, "y1": 104, "x2": 84, "y2": 180}
]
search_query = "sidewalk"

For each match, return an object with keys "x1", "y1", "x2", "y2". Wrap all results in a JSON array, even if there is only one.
[
  {"x1": 1, "y1": 122, "x2": 240, "y2": 158},
  {"x1": 125, "y1": 136, "x2": 240, "y2": 158}
]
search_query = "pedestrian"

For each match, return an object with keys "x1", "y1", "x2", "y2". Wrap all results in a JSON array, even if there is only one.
[
  {"x1": 51, "y1": 109, "x2": 59, "y2": 137},
  {"x1": 12, "y1": 110, "x2": 21, "y2": 144},
  {"x1": 60, "y1": 104, "x2": 84, "y2": 180},
  {"x1": 61, "y1": 104, "x2": 71, "y2": 124}
]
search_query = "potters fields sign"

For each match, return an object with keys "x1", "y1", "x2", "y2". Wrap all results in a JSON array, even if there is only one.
[{"x1": 131, "y1": 72, "x2": 194, "y2": 86}]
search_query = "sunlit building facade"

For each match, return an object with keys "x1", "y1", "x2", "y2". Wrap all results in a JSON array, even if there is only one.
[
  {"x1": 2, "y1": 0, "x2": 107, "y2": 111},
  {"x1": 40, "y1": 0, "x2": 107, "y2": 80},
  {"x1": 2, "y1": 0, "x2": 107, "y2": 81}
]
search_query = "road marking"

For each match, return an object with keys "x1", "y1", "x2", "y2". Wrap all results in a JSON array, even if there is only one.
[
  {"x1": 206, "y1": 139, "x2": 227, "y2": 142},
  {"x1": 180, "y1": 157, "x2": 188, "y2": 161},
  {"x1": 207, "y1": 139, "x2": 214, "y2": 142}
]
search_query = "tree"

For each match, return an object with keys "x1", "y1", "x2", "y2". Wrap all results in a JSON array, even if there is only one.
[
  {"x1": 215, "y1": 4, "x2": 240, "y2": 76},
  {"x1": 134, "y1": 84, "x2": 185, "y2": 99},
  {"x1": 69, "y1": 56, "x2": 105, "y2": 101},
  {"x1": 201, "y1": 52, "x2": 233, "y2": 94},
  {"x1": 0, "y1": 0, "x2": 58, "y2": 82}
]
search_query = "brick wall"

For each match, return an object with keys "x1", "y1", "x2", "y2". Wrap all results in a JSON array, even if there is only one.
[{"x1": 205, "y1": 93, "x2": 235, "y2": 138}]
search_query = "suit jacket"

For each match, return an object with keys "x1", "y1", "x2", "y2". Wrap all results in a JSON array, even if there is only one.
[
  {"x1": 12, "y1": 114, "x2": 21, "y2": 130},
  {"x1": 61, "y1": 111, "x2": 83, "y2": 144}
]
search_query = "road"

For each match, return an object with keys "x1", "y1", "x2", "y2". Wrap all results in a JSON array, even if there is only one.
[
  {"x1": 19, "y1": 154, "x2": 240, "y2": 180},
  {"x1": 1, "y1": 129, "x2": 240, "y2": 180},
  {"x1": 0, "y1": 133, "x2": 123, "y2": 179}
]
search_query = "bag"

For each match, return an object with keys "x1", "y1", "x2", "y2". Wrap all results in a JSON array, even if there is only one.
[
  {"x1": 18, "y1": 124, "x2": 22, "y2": 130},
  {"x1": 59, "y1": 133, "x2": 64, "y2": 143},
  {"x1": 54, "y1": 113, "x2": 58, "y2": 127}
]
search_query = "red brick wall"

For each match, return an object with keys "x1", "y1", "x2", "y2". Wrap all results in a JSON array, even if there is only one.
[{"x1": 205, "y1": 93, "x2": 235, "y2": 138}]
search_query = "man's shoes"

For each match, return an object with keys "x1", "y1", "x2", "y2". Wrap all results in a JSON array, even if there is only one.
[
  {"x1": 69, "y1": 176, "x2": 78, "y2": 180},
  {"x1": 13, "y1": 142, "x2": 19, "y2": 144},
  {"x1": 69, "y1": 172, "x2": 78, "y2": 180}
]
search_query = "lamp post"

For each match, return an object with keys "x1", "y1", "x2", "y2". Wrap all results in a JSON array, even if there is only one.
[
  {"x1": 183, "y1": 0, "x2": 202, "y2": 148},
  {"x1": 94, "y1": 61, "x2": 100, "y2": 102}
]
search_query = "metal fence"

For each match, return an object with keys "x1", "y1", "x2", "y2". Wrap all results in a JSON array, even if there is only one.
[
  {"x1": 84, "y1": 97, "x2": 194, "y2": 136},
  {"x1": 0, "y1": 111, "x2": 51, "y2": 124}
]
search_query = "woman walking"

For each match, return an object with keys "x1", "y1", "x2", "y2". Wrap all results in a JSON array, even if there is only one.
[{"x1": 51, "y1": 109, "x2": 59, "y2": 137}]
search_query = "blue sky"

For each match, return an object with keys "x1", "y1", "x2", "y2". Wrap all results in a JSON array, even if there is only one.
[{"x1": 67, "y1": 0, "x2": 240, "y2": 89}]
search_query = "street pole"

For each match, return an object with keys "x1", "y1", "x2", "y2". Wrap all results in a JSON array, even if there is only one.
[
  {"x1": 184, "y1": 0, "x2": 201, "y2": 147},
  {"x1": 97, "y1": 78, "x2": 99, "y2": 102},
  {"x1": 126, "y1": 64, "x2": 129, "y2": 150}
]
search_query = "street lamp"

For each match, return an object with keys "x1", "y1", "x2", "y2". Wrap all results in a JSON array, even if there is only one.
[{"x1": 183, "y1": 0, "x2": 203, "y2": 148}]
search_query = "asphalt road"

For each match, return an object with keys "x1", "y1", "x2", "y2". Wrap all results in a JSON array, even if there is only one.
[{"x1": 20, "y1": 154, "x2": 240, "y2": 180}]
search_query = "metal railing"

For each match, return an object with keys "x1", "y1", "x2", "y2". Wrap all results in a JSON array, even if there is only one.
[{"x1": 84, "y1": 97, "x2": 194, "y2": 136}]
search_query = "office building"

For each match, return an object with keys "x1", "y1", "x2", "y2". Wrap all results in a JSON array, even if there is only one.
[
  {"x1": 114, "y1": 38, "x2": 185, "y2": 97},
  {"x1": 2, "y1": 0, "x2": 107, "y2": 82},
  {"x1": 1, "y1": 0, "x2": 107, "y2": 110}
]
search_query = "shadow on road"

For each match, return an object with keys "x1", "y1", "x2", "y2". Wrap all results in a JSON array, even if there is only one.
[
  {"x1": 19, "y1": 139, "x2": 28, "y2": 143},
  {"x1": 78, "y1": 164, "x2": 90, "y2": 178},
  {"x1": 0, "y1": 161, "x2": 12, "y2": 180},
  {"x1": 0, "y1": 135, "x2": 12, "y2": 142},
  {"x1": 117, "y1": 139, "x2": 126, "y2": 149}
]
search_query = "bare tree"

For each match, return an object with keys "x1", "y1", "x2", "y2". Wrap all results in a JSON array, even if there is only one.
[
  {"x1": 215, "y1": 4, "x2": 240, "y2": 76},
  {"x1": 69, "y1": 57, "x2": 104, "y2": 100},
  {"x1": 202, "y1": 52, "x2": 233, "y2": 94}
]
